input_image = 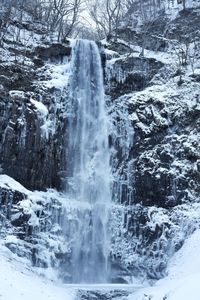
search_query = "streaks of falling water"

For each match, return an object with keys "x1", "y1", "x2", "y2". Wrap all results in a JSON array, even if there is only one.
[{"x1": 66, "y1": 40, "x2": 111, "y2": 283}]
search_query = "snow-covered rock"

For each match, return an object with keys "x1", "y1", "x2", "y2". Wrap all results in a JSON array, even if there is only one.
[{"x1": 128, "y1": 229, "x2": 200, "y2": 300}]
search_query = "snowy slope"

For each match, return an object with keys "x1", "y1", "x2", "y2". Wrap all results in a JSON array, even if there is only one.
[
  {"x1": 0, "y1": 243, "x2": 76, "y2": 300},
  {"x1": 0, "y1": 228, "x2": 200, "y2": 300},
  {"x1": 129, "y1": 229, "x2": 200, "y2": 300}
]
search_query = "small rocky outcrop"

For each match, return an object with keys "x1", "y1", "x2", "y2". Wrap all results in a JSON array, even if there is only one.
[
  {"x1": 76, "y1": 289, "x2": 131, "y2": 300},
  {"x1": 105, "y1": 54, "x2": 164, "y2": 98},
  {"x1": 34, "y1": 43, "x2": 71, "y2": 61}
]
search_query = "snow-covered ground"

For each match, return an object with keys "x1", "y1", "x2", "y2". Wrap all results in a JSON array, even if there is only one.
[
  {"x1": 129, "y1": 229, "x2": 200, "y2": 300},
  {"x1": 0, "y1": 243, "x2": 75, "y2": 300},
  {"x1": 0, "y1": 169, "x2": 199, "y2": 299},
  {"x1": 0, "y1": 228, "x2": 200, "y2": 299}
]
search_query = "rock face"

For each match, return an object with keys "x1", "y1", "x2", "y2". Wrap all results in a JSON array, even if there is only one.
[
  {"x1": 0, "y1": 41, "x2": 71, "y2": 190},
  {"x1": 104, "y1": 7, "x2": 200, "y2": 210},
  {"x1": 0, "y1": 175, "x2": 71, "y2": 273},
  {"x1": 102, "y1": 6, "x2": 200, "y2": 280},
  {"x1": 131, "y1": 83, "x2": 200, "y2": 208},
  {"x1": 0, "y1": 90, "x2": 66, "y2": 190},
  {"x1": 106, "y1": 55, "x2": 164, "y2": 98},
  {"x1": 34, "y1": 43, "x2": 71, "y2": 62},
  {"x1": 0, "y1": 4, "x2": 200, "y2": 283}
]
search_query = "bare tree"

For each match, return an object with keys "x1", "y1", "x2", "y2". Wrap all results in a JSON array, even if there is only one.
[
  {"x1": 188, "y1": 40, "x2": 200, "y2": 76},
  {"x1": 126, "y1": 0, "x2": 164, "y2": 21},
  {"x1": 87, "y1": 0, "x2": 127, "y2": 39},
  {"x1": 48, "y1": 0, "x2": 82, "y2": 42},
  {"x1": 169, "y1": 34, "x2": 200, "y2": 84}
]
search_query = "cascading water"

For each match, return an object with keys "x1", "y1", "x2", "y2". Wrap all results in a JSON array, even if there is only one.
[{"x1": 66, "y1": 39, "x2": 111, "y2": 283}]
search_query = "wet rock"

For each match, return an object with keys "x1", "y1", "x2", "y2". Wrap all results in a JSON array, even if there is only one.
[
  {"x1": 115, "y1": 27, "x2": 169, "y2": 52},
  {"x1": 76, "y1": 289, "x2": 131, "y2": 300},
  {"x1": 34, "y1": 43, "x2": 71, "y2": 62},
  {"x1": 106, "y1": 56, "x2": 164, "y2": 98}
]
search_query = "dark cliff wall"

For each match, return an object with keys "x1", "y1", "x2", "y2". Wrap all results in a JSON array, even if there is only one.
[{"x1": 0, "y1": 42, "x2": 71, "y2": 190}]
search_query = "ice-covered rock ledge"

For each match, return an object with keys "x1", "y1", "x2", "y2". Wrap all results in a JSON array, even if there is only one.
[
  {"x1": 0, "y1": 241, "x2": 140, "y2": 300},
  {"x1": 1, "y1": 174, "x2": 200, "y2": 284},
  {"x1": 0, "y1": 174, "x2": 91, "y2": 280}
]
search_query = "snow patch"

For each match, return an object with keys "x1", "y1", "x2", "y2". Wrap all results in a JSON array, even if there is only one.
[
  {"x1": 129, "y1": 230, "x2": 200, "y2": 300},
  {"x1": 0, "y1": 174, "x2": 28, "y2": 194},
  {"x1": 30, "y1": 98, "x2": 48, "y2": 117},
  {"x1": 40, "y1": 63, "x2": 71, "y2": 90},
  {"x1": 0, "y1": 242, "x2": 76, "y2": 300},
  {"x1": 9, "y1": 90, "x2": 26, "y2": 100}
]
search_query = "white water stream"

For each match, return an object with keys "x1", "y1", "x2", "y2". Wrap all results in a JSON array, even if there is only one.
[{"x1": 66, "y1": 39, "x2": 111, "y2": 283}]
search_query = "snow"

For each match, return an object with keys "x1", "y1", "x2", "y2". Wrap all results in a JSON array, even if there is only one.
[
  {"x1": 34, "y1": 60, "x2": 71, "y2": 140},
  {"x1": 104, "y1": 48, "x2": 120, "y2": 59},
  {"x1": 167, "y1": 230, "x2": 200, "y2": 280},
  {"x1": 0, "y1": 0, "x2": 199, "y2": 293},
  {"x1": 9, "y1": 90, "x2": 26, "y2": 99},
  {"x1": 109, "y1": 38, "x2": 176, "y2": 65},
  {"x1": 1, "y1": 225, "x2": 200, "y2": 300},
  {"x1": 40, "y1": 63, "x2": 71, "y2": 90},
  {"x1": 40, "y1": 118, "x2": 56, "y2": 139},
  {"x1": 0, "y1": 174, "x2": 92, "y2": 210},
  {"x1": 0, "y1": 174, "x2": 28, "y2": 194},
  {"x1": 30, "y1": 98, "x2": 48, "y2": 117},
  {"x1": 128, "y1": 229, "x2": 200, "y2": 300},
  {"x1": 29, "y1": 98, "x2": 52, "y2": 140},
  {"x1": 0, "y1": 242, "x2": 76, "y2": 300},
  {"x1": 0, "y1": 240, "x2": 143, "y2": 300},
  {"x1": 147, "y1": 208, "x2": 169, "y2": 231}
]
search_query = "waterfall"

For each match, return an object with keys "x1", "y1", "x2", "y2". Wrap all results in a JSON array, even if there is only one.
[{"x1": 66, "y1": 40, "x2": 111, "y2": 283}]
